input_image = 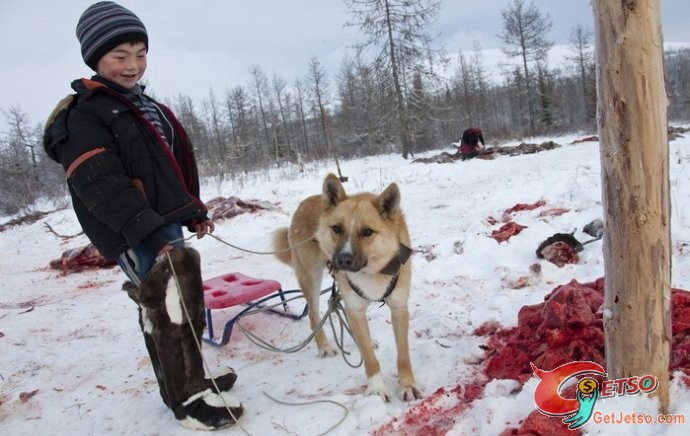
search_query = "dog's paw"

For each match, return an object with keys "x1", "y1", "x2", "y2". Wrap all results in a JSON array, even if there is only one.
[
  {"x1": 317, "y1": 344, "x2": 339, "y2": 358},
  {"x1": 400, "y1": 383, "x2": 423, "y2": 401},
  {"x1": 365, "y1": 373, "x2": 391, "y2": 402}
]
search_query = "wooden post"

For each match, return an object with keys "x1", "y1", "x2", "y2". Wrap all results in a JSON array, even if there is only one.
[{"x1": 592, "y1": 0, "x2": 671, "y2": 412}]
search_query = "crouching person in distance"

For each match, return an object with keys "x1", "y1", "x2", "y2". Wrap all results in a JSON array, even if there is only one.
[
  {"x1": 457, "y1": 127, "x2": 486, "y2": 160},
  {"x1": 42, "y1": 1, "x2": 242, "y2": 430}
]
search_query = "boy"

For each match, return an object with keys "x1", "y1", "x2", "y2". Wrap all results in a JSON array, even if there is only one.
[{"x1": 43, "y1": 2, "x2": 243, "y2": 430}]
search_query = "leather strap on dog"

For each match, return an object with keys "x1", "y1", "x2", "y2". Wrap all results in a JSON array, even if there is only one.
[
  {"x1": 347, "y1": 274, "x2": 399, "y2": 304},
  {"x1": 380, "y1": 243, "x2": 412, "y2": 276}
]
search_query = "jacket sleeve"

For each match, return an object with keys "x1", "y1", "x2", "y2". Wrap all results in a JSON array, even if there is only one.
[{"x1": 62, "y1": 106, "x2": 166, "y2": 248}]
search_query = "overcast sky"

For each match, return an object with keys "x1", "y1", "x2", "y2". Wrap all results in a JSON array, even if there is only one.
[{"x1": 1, "y1": 0, "x2": 689, "y2": 125}]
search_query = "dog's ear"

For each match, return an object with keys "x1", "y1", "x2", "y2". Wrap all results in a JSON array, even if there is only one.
[
  {"x1": 378, "y1": 182, "x2": 400, "y2": 219},
  {"x1": 322, "y1": 173, "x2": 347, "y2": 209}
]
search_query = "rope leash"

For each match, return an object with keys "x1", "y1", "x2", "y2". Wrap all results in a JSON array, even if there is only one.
[
  {"x1": 180, "y1": 231, "x2": 360, "y2": 362},
  {"x1": 262, "y1": 391, "x2": 349, "y2": 436},
  {"x1": 233, "y1": 287, "x2": 334, "y2": 354},
  {"x1": 323, "y1": 287, "x2": 363, "y2": 369},
  {"x1": 168, "y1": 231, "x2": 314, "y2": 256},
  {"x1": 207, "y1": 232, "x2": 315, "y2": 256},
  {"x1": 232, "y1": 282, "x2": 361, "y2": 368}
]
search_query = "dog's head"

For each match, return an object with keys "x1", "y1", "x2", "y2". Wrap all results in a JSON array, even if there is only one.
[
  {"x1": 461, "y1": 128, "x2": 485, "y2": 148},
  {"x1": 316, "y1": 174, "x2": 408, "y2": 275}
]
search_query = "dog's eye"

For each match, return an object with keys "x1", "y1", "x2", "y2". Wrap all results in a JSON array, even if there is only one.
[
  {"x1": 361, "y1": 228, "x2": 374, "y2": 237},
  {"x1": 331, "y1": 224, "x2": 343, "y2": 234}
]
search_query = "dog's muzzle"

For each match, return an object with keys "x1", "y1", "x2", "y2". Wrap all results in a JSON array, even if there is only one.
[{"x1": 332, "y1": 252, "x2": 366, "y2": 272}]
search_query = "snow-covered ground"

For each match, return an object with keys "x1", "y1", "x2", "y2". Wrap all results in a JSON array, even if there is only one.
[{"x1": 2, "y1": 131, "x2": 690, "y2": 435}]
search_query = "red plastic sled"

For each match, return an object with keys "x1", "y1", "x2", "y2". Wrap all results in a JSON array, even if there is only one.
[{"x1": 202, "y1": 272, "x2": 307, "y2": 346}]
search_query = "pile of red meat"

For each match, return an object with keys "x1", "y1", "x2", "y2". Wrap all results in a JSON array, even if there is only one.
[
  {"x1": 376, "y1": 279, "x2": 690, "y2": 435},
  {"x1": 476, "y1": 278, "x2": 690, "y2": 434},
  {"x1": 480, "y1": 279, "x2": 606, "y2": 382}
]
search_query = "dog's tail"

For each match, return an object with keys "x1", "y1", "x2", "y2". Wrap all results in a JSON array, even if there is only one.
[{"x1": 272, "y1": 228, "x2": 292, "y2": 265}]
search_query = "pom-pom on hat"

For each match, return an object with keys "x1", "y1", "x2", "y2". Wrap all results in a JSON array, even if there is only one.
[{"x1": 76, "y1": 1, "x2": 148, "y2": 70}]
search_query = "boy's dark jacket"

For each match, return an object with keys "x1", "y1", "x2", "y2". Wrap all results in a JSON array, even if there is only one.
[{"x1": 43, "y1": 78, "x2": 208, "y2": 259}]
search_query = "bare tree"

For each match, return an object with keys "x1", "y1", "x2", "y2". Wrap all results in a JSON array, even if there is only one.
[
  {"x1": 534, "y1": 61, "x2": 555, "y2": 128},
  {"x1": 457, "y1": 51, "x2": 476, "y2": 126},
  {"x1": 293, "y1": 77, "x2": 311, "y2": 156},
  {"x1": 307, "y1": 57, "x2": 343, "y2": 175},
  {"x1": 249, "y1": 65, "x2": 272, "y2": 158},
  {"x1": 226, "y1": 86, "x2": 251, "y2": 149},
  {"x1": 566, "y1": 24, "x2": 596, "y2": 127},
  {"x1": 408, "y1": 71, "x2": 433, "y2": 151},
  {"x1": 223, "y1": 89, "x2": 239, "y2": 145},
  {"x1": 1, "y1": 106, "x2": 61, "y2": 214},
  {"x1": 344, "y1": 0, "x2": 441, "y2": 159},
  {"x1": 272, "y1": 73, "x2": 292, "y2": 157},
  {"x1": 202, "y1": 87, "x2": 227, "y2": 159},
  {"x1": 470, "y1": 41, "x2": 491, "y2": 129},
  {"x1": 170, "y1": 94, "x2": 208, "y2": 159},
  {"x1": 500, "y1": 0, "x2": 553, "y2": 134}
]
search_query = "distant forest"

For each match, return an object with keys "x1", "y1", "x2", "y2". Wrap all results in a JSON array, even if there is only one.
[{"x1": 1, "y1": 0, "x2": 689, "y2": 215}]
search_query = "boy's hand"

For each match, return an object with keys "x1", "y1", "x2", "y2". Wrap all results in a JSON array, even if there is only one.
[{"x1": 194, "y1": 219, "x2": 215, "y2": 239}]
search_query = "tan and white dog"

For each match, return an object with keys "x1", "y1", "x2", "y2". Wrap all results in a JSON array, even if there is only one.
[{"x1": 273, "y1": 173, "x2": 421, "y2": 401}]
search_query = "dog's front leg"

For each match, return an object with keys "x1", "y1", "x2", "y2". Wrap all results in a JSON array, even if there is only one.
[
  {"x1": 389, "y1": 299, "x2": 423, "y2": 401},
  {"x1": 345, "y1": 301, "x2": 390, "y2": 401},
  {"x1": 297, "y1": 266, "x2": 337, "y2": 357}
]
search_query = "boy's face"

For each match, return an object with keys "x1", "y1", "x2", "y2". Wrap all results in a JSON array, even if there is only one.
[{"x1": 96, "y1": 42, "x2": 147, "y2": 90}]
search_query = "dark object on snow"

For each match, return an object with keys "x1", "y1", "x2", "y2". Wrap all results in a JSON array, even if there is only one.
[
  {"x1": 536, "y1": 232, "x2": 584, "y2": 258},
  {"x1": 536, "y1": 229, "x2": 603, "y2": 267},
  {"x1": 540, "y1": 241, "x2": 580, "y2": 267},
  {"x1": 583, "y1": 219, "x2": 604, "y2": 238},
  {"x1": 122, "y1": 247, "x2": 243, "y2": 430},
  {"x1": 536, "y1": 232, "x2": 584, "y2": 267}
]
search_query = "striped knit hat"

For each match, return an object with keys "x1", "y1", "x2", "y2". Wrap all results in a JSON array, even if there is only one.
[{"x1": 76, "y1": 1, "x2": 148, "y2": 70}]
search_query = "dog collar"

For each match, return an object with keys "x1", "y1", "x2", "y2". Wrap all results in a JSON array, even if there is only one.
[
  {"x1": 347, "y1": 274, "x2": 399, "y2": 304},
  {"x1": 380, "y1": 243, "x2": 412, "y2": 276}
]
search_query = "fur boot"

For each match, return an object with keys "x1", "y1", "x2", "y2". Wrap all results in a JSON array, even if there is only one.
[{"x1": 123, "y1": 247, "x2": 243, "y2": 430}]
